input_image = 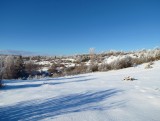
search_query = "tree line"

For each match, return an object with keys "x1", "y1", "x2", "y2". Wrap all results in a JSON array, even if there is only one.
[{"x1": 0, "y1": 55, "x2": 41, "y2": 81}]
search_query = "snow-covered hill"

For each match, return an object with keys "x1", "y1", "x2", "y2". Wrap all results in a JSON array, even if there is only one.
[{"x1": 0, "y1": 61, "x2": 160, "y2": 121}]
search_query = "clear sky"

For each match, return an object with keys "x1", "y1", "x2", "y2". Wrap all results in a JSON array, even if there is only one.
[{"x1": 0, "y1": 0, "x2": 160, "y2": 55}]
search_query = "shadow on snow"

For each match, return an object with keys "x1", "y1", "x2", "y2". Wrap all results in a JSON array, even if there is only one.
[
  {"x1": 0, "y1": 89, "x2": 125, "y2": 121},
  {"x1": 4, "y1": 75, "x2": 91, "y2": 84},
  {"x1": 1, "y1": 78, "x2": 96, "y2": 90}
]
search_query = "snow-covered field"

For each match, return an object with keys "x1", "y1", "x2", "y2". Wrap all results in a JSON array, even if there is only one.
[{"x1": 0, "y1": 61, "x2": 160, "y2": 121}]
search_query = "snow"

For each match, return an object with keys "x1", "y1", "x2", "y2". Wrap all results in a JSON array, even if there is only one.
[
  {"x1": 62, "y1": 58, "x2": 75, "y2": 62},
  {"x1": 40, "y1": 67, "x2": 49, "y2": 71},
  {"x1": 0, "y1": 61, "x2": 160, "y2": 121},
  {"x1": 36, "y1": 61, "x2": 52, "y2": 65},
  {"x1": 61, "y1": 63, "x2": 75, "y2": 68},
  {"x1": 86, "y1": 60, "x2": 91, "y2": 66}
]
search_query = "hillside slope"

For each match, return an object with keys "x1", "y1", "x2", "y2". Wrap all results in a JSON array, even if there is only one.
[{"x1": 0, "y1": 61, "x2": 160, "y2": 121}]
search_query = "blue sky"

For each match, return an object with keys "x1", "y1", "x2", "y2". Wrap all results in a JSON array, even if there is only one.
[{"x1": 0, "y1": 0, "x2": 160, "y2": 55}]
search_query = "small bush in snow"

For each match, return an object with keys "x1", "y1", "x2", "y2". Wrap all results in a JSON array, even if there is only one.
[
  {"x1": 123, "y1": 76, "x2": 135, "y2": 81},
  {"x1": 91, "y1": 64, "x2": 98, "y2": 72},
  {"x1": 149, "y1": 61, "x2": 154, "y2": 65},
  {"x1": 64, "y1": 63, "x2": 87, "y2": 76},
  {"x1": 110, "y1": 56, "x2": 133, "y2": 70},
  {"x1": 144, "y1": 62, "x2": 153, "y2": 69},
  {"x1": 98, "y1": 64, "x2": 111, "y2": 71},
  {"x1": 87, "y1": 64, "x2": 98, "y2": 72}
]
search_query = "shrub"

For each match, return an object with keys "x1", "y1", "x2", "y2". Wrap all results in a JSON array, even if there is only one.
[
  {"x1": 110, "y1": 56, "x2": 133, "y2": 70},
  {"x1": 145, "y1": 64, "x2": 152, "y2": 69},
  {"x1": 98, "y1": 64, "x2": 111, "y2": 71},
  {"x1": 73, "y1": 65, "x2": 87, "y2": 74},
  {"x1": 25, "y1": 61, "x2": 40, "y2": 77},
  {"x1": 87, "y1": 64, "x2": 98, "y2": 72},
  {"x1": 0, "y1": 79, "x2": 2, "y2": 88},
  {"x1": 63, "y1": 63, "x2": 87, "y2": 76},
  {"x1": 48, "y1": 64, "x2": 58, "y2": 74},
  {"x1": 81, "y1": 56, "x2": 90, "y2": 62},
  {"x1": 63, "y1": 66, "x2": 75, "y2": 76},
  {"x1": 0, "y1": 55, "x2": 26, "y2": 79},
  {"x1": 0, "y1": 73, "x2": 3, "y2": 87},
  {"x1": 91, "y1": 64, "x2": 98, "y2": 72},
  {"x1": 144, "y1": 62, "x2": 153, "y2": 69},
  {"x1": 132, "y1": 58, "x2": 143, "y2": 65}
]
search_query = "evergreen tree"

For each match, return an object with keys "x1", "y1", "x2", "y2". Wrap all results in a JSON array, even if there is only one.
[{"x1": 15, "y1": 56, "x2": 26, "y2": 79}]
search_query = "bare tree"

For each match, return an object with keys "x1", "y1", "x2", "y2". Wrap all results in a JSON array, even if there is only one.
[
  {"x1": 89, "y1": 48, "x2": 95, "y2": 65},
  {"x1": 15, "y1": 55, "x2": 26, "y2": 78},
  {"x1": 0, "y1": 56, "x2": 5, "y2": 87},
  {"x1": 3, "y1": 56, "x2": 17, "y2": 79},
  {"x1": 25, "y1": 57, "x2": 40, "y2": 77},
  {"x1": 88, "y1": 48, "x2": 98, "y2": 72}
]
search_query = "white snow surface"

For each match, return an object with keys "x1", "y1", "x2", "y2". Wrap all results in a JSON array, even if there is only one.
[
  {"x1": 39, "y1": 67, "x2": 49, "y2": 72},
  {"x1": 0, "y1": 61, "x2": 160, "y2": 121},
  {"x1": 36, "y1": 61, "x2": 52, "y2": 65},
  {"x1": 62, "y1": 58, "x2": 75, "y2": 62}
]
